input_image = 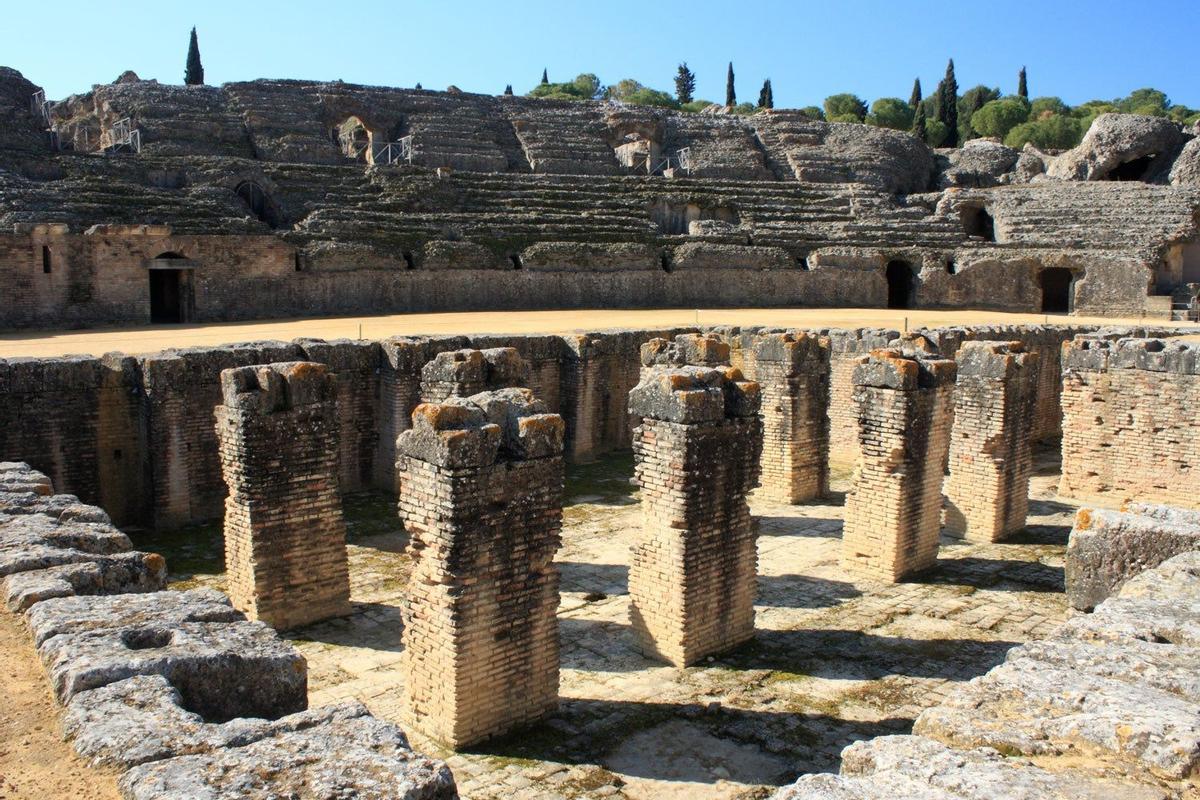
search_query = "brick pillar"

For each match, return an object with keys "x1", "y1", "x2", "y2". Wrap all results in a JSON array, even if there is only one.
[
  {"x1": 420, "y1": 347, "x2": 529, "y2": 403},
  {"x1": 826, "y1": 328, "x2": 900, "y2": 465},
  {"x1": 640, "y1": 333, "x2": 731, "y2": 376},
  {"x1": 944, "y1": 342, "x2": 1038, "y2": 542},
  {"x1": 398, "y1": 388, "x2": 564, "y2": 748},
  {"x1": 627, "y1": 366, "x2": 763, "y2": 666},
  {"x1": 753, "y1": 332, "x2": 831, "y2": 503},
  {"x1": 841, "y1": 349, "x2": 956, "y2": 582},
  {"x1": 215, "y1": 361, "x2": 351, "y2": 628}
]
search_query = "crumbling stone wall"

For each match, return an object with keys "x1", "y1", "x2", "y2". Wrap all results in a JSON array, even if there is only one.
[
  {"x1": 215, "y1": 362, "x2": 350, "y2": 629},
  {"x1": 639, "y1": 332, "x2": 731, "y2": 380},
  {"x1": 1060, "y1": 337, "x2": 1200, "y2": 508},
  {"x1": 841, "y1": 349, "x2": 956, "y2": 581},
  {"x1": 419, "y1": 347, "x2": 530, "y2": 402},
  {"x1": 943, "y1": 342, "x2": 1038, "y2": 542},
  {"x1": 397, "y1": 389, "x2": 564, "y2": 747},
  {"x1": 627, "y1": 366, "x2": 763, "y2": 665},
  {"x1": 753, "y1": 332, "x2": 831, "y2": 503}
]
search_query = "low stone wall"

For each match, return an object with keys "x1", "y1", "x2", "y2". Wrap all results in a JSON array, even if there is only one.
[
  {"x1": 0, "y1": 462, "x2": 457, "y2": 798},
  {"x1": 1060, "y1": 337, "x2": 1200, "y2": 508}
]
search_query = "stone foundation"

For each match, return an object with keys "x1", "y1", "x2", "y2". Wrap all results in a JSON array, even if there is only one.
[
  {"x1": 753, "y1": 332, "x2": 831, "y2": 503},
  {"x1": 397, "y1": 388, "x2": 565, "y2": 748},
  {"x1": 215, "y1": 362, "x2": 351, "y2": 629},
  {"x1": 627, "y1": 366, "x2": 763, "y2": 666},
  {"x1": 841, "y1": 349, "x2": 956, "y2": 582},
  {"x1": 943, "y1": 342, "x2": 1038, "y2": 542}
]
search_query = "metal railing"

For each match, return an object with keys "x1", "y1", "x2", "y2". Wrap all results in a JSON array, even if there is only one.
[
  {"x1": 30, "y1": 90, "x2": 51, "y2": 125},
  {"x1": 370, "y1": 136, "x2": 413, "y2": 166},
  {"x1": 99, "y1": 118, "x2": 141, "y2": 154},
  {"x1": 677, "y1": 147, "x2": 693, "y2": 175}
]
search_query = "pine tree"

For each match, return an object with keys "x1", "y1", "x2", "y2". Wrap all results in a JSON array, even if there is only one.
[
  {"x1": 725, "y1": 62, "x2": 736, "y2": 107},
  {"x1": 541, "y1": 68, "x2": 549, "y2": 85},
  {"x1": 415, "y1": 83, "x2": 422, "y2": 90},
  {"x1": 674, "y1": 62, "x2": 696, "y2": 105},
  {"x1": 1017, "y1": 66, "x2": 1028, "y2": 100},
  {"x1": 939, "y1": 59, "x2": 959, "y2": 147},
  {"x1": 758, "y1": 79, "x2": 774, "y2": 109},
  {"x1": 184, "y1": 27, "x2": 204, "y2": 86},
  {"x1": 912, "y1": 100, "x2": 927, "y2": 142},
  {"x1": 504, "y1": 84, "x2": 513, "y2": 96},
  {"x1": 909, "y1": 78, "x2": 922, "y2": 108}
]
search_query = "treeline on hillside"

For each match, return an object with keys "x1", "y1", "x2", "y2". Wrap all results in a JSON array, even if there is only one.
[{"x1": 524, "y1": 64, "x2": 1200, "y2": 151}]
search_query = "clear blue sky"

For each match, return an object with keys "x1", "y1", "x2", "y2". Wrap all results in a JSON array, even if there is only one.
[{"x1": 6, "y1": 0, "x2": 1197, "y2": 109}]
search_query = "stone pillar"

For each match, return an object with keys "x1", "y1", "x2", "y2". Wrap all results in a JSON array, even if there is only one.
[
  {"x1": 215, "y1": 361, "x2": 351, "y2": 628},
  {"x1": 639, "y1": 333, "x2": 731, "y2": 380},
  {"x1": 627, "y1": 366, "x2": 763, "y2": 666},
  {"x1": 420, "y1": 347, "x2": 529, "y2": 403},
  {"x1": 841, "y1": 349, "x2": 956, "y2": 582},
  {"x1": 944, "y1": 342, "x2": 1038, "y2": 542},
  {"x1": 753, "y1": 332, "x2": 831, "y2": 503},
  {"x1": 397, "y1": 388, "x2": 564, "y2": 748}
]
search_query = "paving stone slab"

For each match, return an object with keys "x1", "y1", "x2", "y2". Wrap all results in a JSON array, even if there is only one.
[{"x1": 118, "y1": 714, "x2": 458, "y2": 800}]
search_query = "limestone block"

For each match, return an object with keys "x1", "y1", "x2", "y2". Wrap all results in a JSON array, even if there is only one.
[
  {"x1": 640, "y1": 333, "x2": 731, "y2": 369},
  {"x1": 26, "y1": 589, "x2": 242, "y2": 646},
  {"x1": 1065, "y1": 507, "x2": 1200, "y2": 610},
  {"x1": 118, "y1": 713, "x2": 458, "y2": 800},
  {"x1": 628, "y1": 365, "x2": 760, "y2": 424},
  {"x1": 39, "y1": 619, "x2": 307, "y2": 720},
  {"x1": 1118, "y1": 550, "x2": 1200, "y2": 601},
  {"x1": 4, "y1": 552, "x2": 166, "y2": 611}
]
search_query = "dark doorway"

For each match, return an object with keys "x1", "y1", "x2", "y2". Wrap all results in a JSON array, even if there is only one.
[
  {"x1": 1105, "y1": 155, "x2": 1155, "y2": 182},
  {"x1": 1040, "y1": 268, "x2": 1073, "y2": 313},
  {"x1": 149, "y1": 270, "x2": 181, "y2": 323},
  {"x1": 886, "y1": 260, "x2": 913, "y2": 309},
  {"x1": 963, "y1": 207, "x2": 995, "y2": 241},
  {"x1": 235, "y1": 181, "x2": 283, "y2": 229}
]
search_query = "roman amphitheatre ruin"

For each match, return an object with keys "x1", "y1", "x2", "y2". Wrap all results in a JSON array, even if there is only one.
[{"x1": 1, "y1": 61, "x2": 1200, "y2": 800}]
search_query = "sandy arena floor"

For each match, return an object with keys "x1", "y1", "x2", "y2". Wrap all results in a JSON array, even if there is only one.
[
  {"x1": 111, "y1": 446, "x2": 1078, "y2": 800},
  {"x1": 0, "y1": 307, "x2": 1178, "y2": 358}
]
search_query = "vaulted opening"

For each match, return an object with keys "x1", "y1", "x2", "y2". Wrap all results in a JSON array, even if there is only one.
[
  {"x1": 149, "y1": 252, "x2": 193, "y2": 324},
  {"x1": 886, "y1": 260, "x2": 914, "y2": 309},
  {"x1": 509, "y1": 254, "x2": 523, "y2": 269},
  {"x1": 1104, "y1": 155, "x2": 1156, "y2": 182},
  {"x1": 1040, "y1": 267, "x2": 1074, "y2": 313},
  {"x1": 335, "y1": 116, "x2": 373, "y2": 161},
  {"x1": 648, "y1": 200, "x2": 739, "y2": 235},
  {"x1": 962, "y1": 206, "x2": 995, "y2": 242},
  {"x1": 235, "y1": 181, "x2": 283, "y2": 229}
]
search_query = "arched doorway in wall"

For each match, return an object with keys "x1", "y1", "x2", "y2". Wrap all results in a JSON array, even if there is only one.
[
  {"x1": 886, "y1": 260, "x2": 914, "y2": 309},
  {"x1": 148, "y1": 252, "x2": 194, "y2": 324},
  {"x1": 1040, "y1": 267, "x2": 1074, "y2": 313}
]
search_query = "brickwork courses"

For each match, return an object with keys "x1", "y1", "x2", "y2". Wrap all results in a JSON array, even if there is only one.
[
  {"x1": 1060, "y1": 337, "x2": 1200, "y2": 508},
  {"x1": 397, "y1": 387, "x2": 565, "y2": 748},
  {"x1": 215, "y1": 361, "x2": 351, "y2": 629},
  {"x1": 841, "y1": 349, "x2": 957, "y2": 582},
  {"x1": 627, "y1": 365, "x2": 764, "y2": 666},
  {"x1": 753, "y1": 332, "x2": 832, "y2": 504},
  {"x1": 943, "y1": 341, "x2": 1038, "y2": 542}
]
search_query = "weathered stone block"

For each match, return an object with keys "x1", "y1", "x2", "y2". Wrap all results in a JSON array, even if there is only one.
[
  {"x1": 4, "y1": 551, "x2": 166, "y2": 611},
  {"x1": 26, "y1": 588, "x2": 242, "y2": 646}
]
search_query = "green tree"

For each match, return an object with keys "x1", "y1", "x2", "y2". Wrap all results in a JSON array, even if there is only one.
[
  {"x1": 607, "y1": 79, "x2": 680, "y2": 109},
  {"x1": 1004, "y1": 115, "x2": 1082, "y2": 150},
  {"x1": 726, "y1": 62, "x2": 736, "y2": 106},
  {"x1": 912, "y1": 100, "x2": 927, "y2": 141},
  {"x1": 867, "y1": 97, "x2": 914, "y2": 130},
  {"x1": 503, "y1": 84, "x2": 513, "y2": 96},
  {"x1": 909, "y1": 78, "x2": 922, "y2": 109},
  {"x1": 758, "y1": 79, "x2": 774, "y2": 109},
  {"x1": 184, "y1": 27, "x2": 204, "y2": 86},
  {"x1": 1116, "y1": 88, "x2": 1169, "y2": 115},
  {"x1": 1030, "y1": 96, "x2": 1069, "y2": 119},
  {"x1": 924, "y1": 118, "x2": 948, "y2": 147},
  {"x1": 1017, "y1": 66, "x2": 1028, "y2": 100},
  {"x1": 728, "y1": 102, "x2": 757, "y2": 116},
  {"x1": 541, "y1": 69, "x2": 549, "y2": 85},
  {"x1": 681, "y1": 99, "x2": 714, "y2": 113},
  {"x1": 824, "y1": 93, "x2": 867, "y2": 121},
  {"x1": 799, "y1": 106, "x2": 825, "y2": 121},
  {"x1": 675, "y1": 63, "x2": 696, "y2": 104},
  {"x1": 971, "y1": 98, "x2": 1030, "y2": 139},
  {"x1": 528, "y1": 73, "x2": 602, "y2": 101},
  {"x1": 958, "y1": 85, "x2": 1000, "y2": 136},
  {"x1": 937, "y1": 59, "x2": 959, "y2": 147},
  {"x1": 1169, "y1": 105, "x2": 1197, "y2": 123}
]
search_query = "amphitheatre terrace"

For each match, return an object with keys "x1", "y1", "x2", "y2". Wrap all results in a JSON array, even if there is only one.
[{"x1": 1, "y1": 62, "x2": 1200, "y2": 800}]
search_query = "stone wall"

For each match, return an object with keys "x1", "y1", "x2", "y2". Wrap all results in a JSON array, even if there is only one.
[
  {"x1": 1060, "y1": 337, "x2": 1200, "y2": 508},
  {"x1": 397, "y1": 390, "x2": 564, "y2": 747},
  {"x1": 841, "y1": 349, "x2": 957, "y2": 582},
  {"x1": 215, "y1": 362, "x2": 351, "y2": 629},
  {"x1": 627, "y1": 366, "x2": 763, "y2": 666},
  {"x1": 943, "y1": 342, "x2": 1038, "y2": 542}
]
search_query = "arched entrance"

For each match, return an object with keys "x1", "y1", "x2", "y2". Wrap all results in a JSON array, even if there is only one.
[
  {"x1": 886, "y1": 260, "x2": 913, "y2": 309},
  {"x1": 962, "y1": 206, "x2": 995, "y2": 242},
  {"x1": 235, "y1": 181, "x2": 282, "y2": 229},
  {"x1": 148, "y1": 252, "x2": 194, "y2": 324},
  {"x1": 1040, "y1": 268, "x2": 1073, "y2": 313}
]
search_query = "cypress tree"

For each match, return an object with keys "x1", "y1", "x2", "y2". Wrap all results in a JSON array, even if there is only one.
[
  {"x1": 725, "y1": 62, "x2": 736, "y2": 107},
  {"x1": 913, "y1": 100, "x2": 927, "y2": 142},
  {"x1": 504, "y1": 84, "x2": 513, "y2": 96},
  {"x1": 909, "y1": 78, "x2": 922, "y2": 108},
  {"x1": 415, "y1": 83, "x2": 422, "y2": 90},
  {"x1": 1017, "y1": 66, "x2": 1028, "y2": 100},
  {"x1": 939, "y1": 59, "x2": 959, "y2": 147},
  {"x1": 541, "y1": 68, "x2": 549, "y2": 85},
  {"x1": 758, "y1": 79, "x2": 774, "y2": 109},
  {"x1": 184, "y1": 27, "x2": 204, "y2": 86},
  {"x1": 674, "y1": 62, "x2": 696, "y2": 104}
]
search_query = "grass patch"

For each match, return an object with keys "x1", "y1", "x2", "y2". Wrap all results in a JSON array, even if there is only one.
[{"x1": 565, "y1": 451, "x2": 637, "y2": 506}]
